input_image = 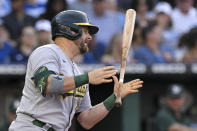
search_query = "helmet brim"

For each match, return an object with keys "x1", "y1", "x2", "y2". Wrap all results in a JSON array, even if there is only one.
[{"x1": 73, "y1": 23, "x2": 99, "y2": 35}]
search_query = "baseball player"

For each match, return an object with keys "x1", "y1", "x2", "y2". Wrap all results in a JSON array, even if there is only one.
[{"x1": 9, "y1": 10, "x2": 143, "y2": 131}]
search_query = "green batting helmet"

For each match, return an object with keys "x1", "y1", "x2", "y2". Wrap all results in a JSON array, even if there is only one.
[{"x1": 51, "y1": 10, "x2": 99, "y2": 40}]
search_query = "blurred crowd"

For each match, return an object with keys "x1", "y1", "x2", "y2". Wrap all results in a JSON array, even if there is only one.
[{"x1": 0, "y1": 0, "x2": 197, "y2": 65}]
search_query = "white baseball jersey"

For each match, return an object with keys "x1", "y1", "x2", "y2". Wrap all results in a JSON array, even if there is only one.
[{"x1": 16, "y1": 44, "x2": 92, "y2": 130}]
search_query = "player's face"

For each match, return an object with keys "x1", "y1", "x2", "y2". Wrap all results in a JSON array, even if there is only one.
[
  {"x1": 167, "y1": 97, "x2": 185, "y2": 112},
  {"x1": 74, "y1": 27, "x2": 92, "y2": 54}
]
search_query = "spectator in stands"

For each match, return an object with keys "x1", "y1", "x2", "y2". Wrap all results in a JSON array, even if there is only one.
[
  {"x1": 82, "y1": 36, "x2": 105, "y2": 64},
  {"x1": 134, "y1": 22, "x2": 175, "y2": 65},
  {"x1": 68, "y1": 0, "x2": 92, "y2": 15},
  {"x1": 105, "y1": 0, "x2": 117, "y2": 11},
  {"x1": 2, "y1": 0, "x2": 35, "y2": 42},
  {"x1": 0, "y1": 99, "x2": 20, "y2": 131},
  {"x1": 104, "y1": 0, "x2": 125, "y2": 29},
  {"x1": 171, "y1": 0, "x2": 197, "y2": 35},
  {"x1": 9, "y1": 26, "x2": 37, "y2": 64},
  {"x1": 101, "y1": 33, "x2": 123, "y2": 65},
  {"x1": 39, "y1": 0, "x2": 68, "y2": 21},
  {"x1": 129, "y1": 22, "x2": 143, "y2": 63},
  {"x1": 35, "y1": 19, "x2": 52, "y2": 46},
  {"x1": 131, "y1": 0, "x2": 154, "y2": 28},
  {"x1": 154, "y1": 84, "x2": 197, "y2": 131},
  {"x1": 178, "y1": 27, "x2": 197, "y2": 63},
  {"x1": 154, "y1": 2, "x2": 179, "y2": 51},
  {"x1": 24, "y1": 0, "x2": 47, "y2": 18},
  {"x1": 0, "y1": 0, "x2": 11, "y2": 18},
  {"x1": 0, "y1": 19, "x2": 13, "y2": 64},
  {"x1": 88, "y1": 0, "x2": 122, "y2": 48},
  {"x1": 133, "y1": 22, "x2": 143, "y2": 49}
]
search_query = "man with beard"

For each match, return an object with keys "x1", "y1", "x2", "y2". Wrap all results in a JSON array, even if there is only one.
[
  {"x1": 154, "y1": 84, "x2": 197, "y2": 131},
  {"x1": 9, "y1": 10, "x2": 143, "y2": 131}
]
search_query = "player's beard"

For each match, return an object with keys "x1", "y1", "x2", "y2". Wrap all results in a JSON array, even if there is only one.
[{"x1": 75, "y1": 39, "x2": 89, "y2": 54}]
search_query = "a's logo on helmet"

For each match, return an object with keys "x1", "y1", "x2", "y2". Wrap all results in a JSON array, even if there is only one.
[
  {"x1": 59, "y1": 24, "x2": 71, "y2": 34},
  {"x1": 65, "y1": 26, "x2": 71, "y2": 33}
]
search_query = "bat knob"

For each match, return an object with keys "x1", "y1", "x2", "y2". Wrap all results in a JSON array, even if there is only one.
[{"x1": 115, "y1": 96, "x2": 122, "y2": 107}]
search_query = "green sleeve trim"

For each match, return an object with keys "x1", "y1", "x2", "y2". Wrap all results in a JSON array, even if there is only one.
[
  {"x1": 103, "y1": 94, "x2": 116, "y2": 111},
  {"x1": 33, "y1": 66, "x2": 56, "y2": 97},
  {"x1": 74, "y1": 73, "x2": 89, "y2": 88}
]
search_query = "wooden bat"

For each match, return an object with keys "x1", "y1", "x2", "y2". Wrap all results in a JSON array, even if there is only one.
[{"x1": 115, "y1": 9, "x2": 136, "y2": 107}]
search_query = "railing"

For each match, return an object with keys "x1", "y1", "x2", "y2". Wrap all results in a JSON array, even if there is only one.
[{"x1": 1, "y1": 63, "x2": 197, "y2": 75}]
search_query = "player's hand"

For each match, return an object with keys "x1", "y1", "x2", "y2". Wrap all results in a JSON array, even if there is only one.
[
  {"x1": 88, "y1": 66, "x2": 118, "y2": 85},
  {"x1": 113, "y1": 76, "x2": 143, "y2": 99}
]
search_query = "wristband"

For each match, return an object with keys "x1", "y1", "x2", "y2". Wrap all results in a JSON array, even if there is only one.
[
  {"x1": 103, "y1": 94, "x2": 116, "y2": 111},
  {"x1": 74, "y1": 73, "x2": 89, "y2": 88}
]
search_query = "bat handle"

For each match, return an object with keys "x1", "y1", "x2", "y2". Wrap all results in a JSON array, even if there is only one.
[{"x1": 115, "y1": 82, "x2": 123, "y2": 107}]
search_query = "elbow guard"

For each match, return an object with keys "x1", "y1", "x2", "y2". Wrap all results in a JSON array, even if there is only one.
[{"x1": 49, "y1": 74, "x2": 64, "y2": 94}]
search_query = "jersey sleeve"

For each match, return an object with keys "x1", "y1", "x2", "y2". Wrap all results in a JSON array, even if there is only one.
[
  {"x1": 29, "y1": 47, "x2": 60, "y2": 96},
  {"x1": 76, "y1": 86, "x2": 92, "y2": 113},
  {"x1": 30, "y1": 47, "x2": 60, "y2": 75}
]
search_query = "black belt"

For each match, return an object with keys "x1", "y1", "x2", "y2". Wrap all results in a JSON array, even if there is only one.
[{"x1": 32, "y1": 119, "x2": 55, "y2": 131}]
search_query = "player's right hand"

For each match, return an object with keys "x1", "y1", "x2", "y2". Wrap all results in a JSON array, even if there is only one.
[{"x1": 88, "y1": 66, "x2": 118, "y2": 85}]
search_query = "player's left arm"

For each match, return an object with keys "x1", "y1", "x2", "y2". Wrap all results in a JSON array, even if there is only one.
[{"x1": 77, "y1": 76, "x2": 143, "y2": 129}]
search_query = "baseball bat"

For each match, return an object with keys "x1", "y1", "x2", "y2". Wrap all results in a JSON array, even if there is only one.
[{"x1": 115, "y1": 9, "x2": 136, "y2": 107}]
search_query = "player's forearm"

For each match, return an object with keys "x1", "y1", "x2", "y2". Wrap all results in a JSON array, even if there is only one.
[
  {"x1": 62, "y1": 76, "x2": 75, "y2": 92},
  {"x1": 78, "y1": 94, "x2": 116, "y2": 129},
  {"x1": 45, "y1": 73, "x2": 89, "y2": 94},
  {"x1": 44, "y1": 66, "x2": 117, "y2": 95},
  {"x1": 77, "y1": 103, "x2": 109, "y2": 129}
]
